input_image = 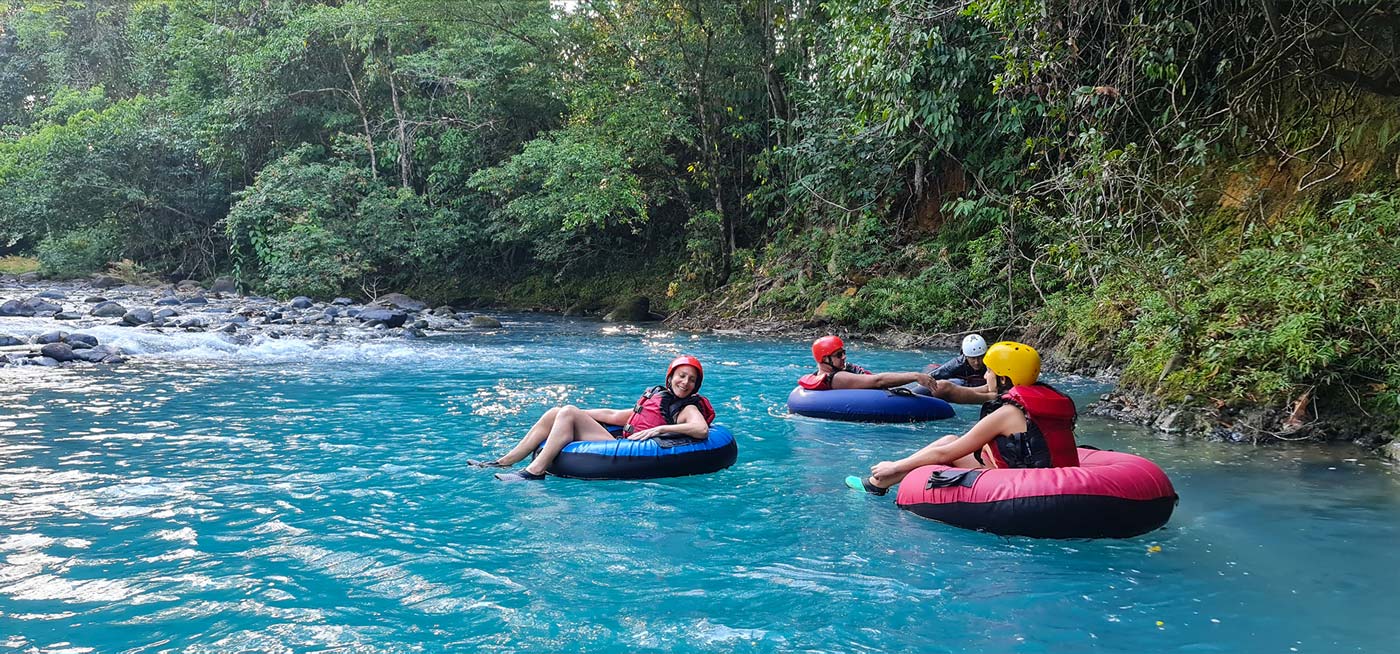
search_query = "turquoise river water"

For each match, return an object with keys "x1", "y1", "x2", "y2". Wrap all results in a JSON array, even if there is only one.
[{"x1": 1, "y1": 314, "x2": 1397, "y2": 653}]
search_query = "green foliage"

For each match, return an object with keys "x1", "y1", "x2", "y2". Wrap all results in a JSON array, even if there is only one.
[
  {"x1": 35, "y1": 223, "x2": 118, "y2": 279},
  {"x1": 226, "y1": 145, "x2": 461, "y2": 299}
]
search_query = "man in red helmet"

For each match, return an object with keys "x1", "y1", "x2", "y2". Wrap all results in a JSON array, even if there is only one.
[
  {"x1": 471, "y1": 355, "x2": 716, "y2": 481},
  {"x1": 799, "y1": 335, "x2": 934, "y2": 391}
]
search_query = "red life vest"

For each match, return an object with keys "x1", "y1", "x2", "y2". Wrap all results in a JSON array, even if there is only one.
[
  {"x1": 624, "y1": 385, "x2": 716, "y2": 435},
  {"x1": 981, "y1": 383, "x2": 1079, "y2": 469},
  {"x1": 797, "y1": 363, "x2": 872, "y2": 390}
]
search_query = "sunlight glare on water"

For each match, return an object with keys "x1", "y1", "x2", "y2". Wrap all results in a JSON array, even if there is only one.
[{"x1": 1, "y1": 314, "x2": 1397, "y2": 652}]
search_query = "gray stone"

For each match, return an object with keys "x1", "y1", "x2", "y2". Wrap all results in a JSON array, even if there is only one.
[
  {"x1": 0, "y1": 299, "x2": 32, "y2": 317},
  {"x1": 357, "y1": 309, "x2": 407, "y2": 329},
  {"x1": 84, "y1": 296, "x2": 106, "y2": 303},
  {"x1": 0, "y1": 334, "x2": 23, "y2": 347},
  {"x1": 345, "y1": 308, "x2": 361, "y2": 318},
  {"x1": 603, "y1": 296, "x2": 654, "y2": 322},
  {"x1": 216, "y1": 323, "x2": 238, "y2": 333},
  {"x1": 54, "y1": 311, "x2": 83, "y2": 320},
  {"x1": 470, "y1": 315, "x2": 503, "y2": 328},
  {"x1": 122, "y1": 308, "x2": 154, "y2": 326},
  {"x1": 36, "y1": 290, "x2": 66, "y2": 299},
  {"x1": 289, "y1": 296, "x2": 315, "y2": 309},
  {"x1": 373, "y1": 293, "x2": 428, "y2": 312},
  {"x1": 1382, "y1": 440, "x2": 1400, "y2": 463},
  {"x1": 91, "y1": 275, "x2": 124, "y2": 289},
  {"x1": 154, "y1": 308, "x2": 180, "y2": 319},
  {"x1": 209, "y1": 276, "x2": 237, "y2": 294},
  {"x1": 331, "y1": 297, "x2": 355, "y2": 306},
  {"x1": 175, "y1": 279, "x2": 203, "y2": 292},
  {"x1": 18, "y1": 272, "x2": 40, "y2": 283},
  {"x1": 32, "y1": 331, "x2": 67, "y2": 345},
  {"x1": 154, "y1": 296, "x2": 183, "y2": 306},
  {"x1": 182, "y1": 295, "x2": 208, "y2": 305},
  {"x1": 23, "y1": 298, "x2": 62, "y2": 313},
  {"x1": 432, "y1": 305, "x2": 455, "y2": 317},
  {"x1": 66, "y1": 333, "x2": 98, "y2": 349},
  {"x1": 199, "y1": 307, "x2": 231, "y2": 313},
  {"x1": 35, "y1": 356, "x2": 59, "y2": 367},
  {"x1": 90, "y1": 301, "x2": 127, "y2": 317},
  {"x1": 227, "y1": 315, "x2": 249, "y2": 324},
  {"x1": 411, "y1": 319, "x2": 429, "y2": 329},
  {"x1": 177, "y1": 316, "x2": 208, "y2": 329},
  {"x1": 323, "y1": 306, "x2": 341, "y2": 317},
  {"x1": 39, "y1": 343, "x2": 77, "y2": 362}
]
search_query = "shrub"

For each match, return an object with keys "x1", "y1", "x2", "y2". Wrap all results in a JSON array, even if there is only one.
[{"x1": 36, "y1": 225, "x2": 119, "y2": 279}]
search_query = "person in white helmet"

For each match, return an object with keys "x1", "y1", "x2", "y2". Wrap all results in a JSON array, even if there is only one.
[{"x1": 921, "y1": 333, "x2": 996, "y2": 404}]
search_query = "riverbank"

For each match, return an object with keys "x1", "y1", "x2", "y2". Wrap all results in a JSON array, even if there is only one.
[{"x1": 0, "y1": 275, "x2": 505, "y2": 367}]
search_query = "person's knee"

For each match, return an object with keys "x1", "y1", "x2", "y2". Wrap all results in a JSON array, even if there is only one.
[
  {"x1": 933, "y1": 434, "x2": 959, "y2": 446},
  {"x1": 558, "y1": 405, "x2": 582, "y2": 418}
]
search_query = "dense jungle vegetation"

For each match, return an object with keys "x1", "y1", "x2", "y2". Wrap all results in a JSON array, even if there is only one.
[{"x1": 1, "y1": 0, "x2": 1397, "y2": 439}]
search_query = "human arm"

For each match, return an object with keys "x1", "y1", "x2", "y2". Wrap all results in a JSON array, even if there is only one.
[
  {"x1": 924, "y1": 356, "x2": 964, "y2": 380},
  {"x1": 626, "y1": 404, "x2": 711, "y2": 441},
  {"x1": 584, "y1": 408, "x2": 634, "y2": 427},
  {"x1": 869, "y1": 404, "x2": 1024, "y2": 478},
  {"x1": 930, "y1": 380, "x2": 997, "y2": 404},
  {"x1": 831, "y1": 371, "x2": 935, "y2": 390}
]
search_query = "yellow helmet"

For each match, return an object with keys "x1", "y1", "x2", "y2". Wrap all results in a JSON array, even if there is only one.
[{"x1": 984, "y1": 341, "x2": 1041, "y2": 387}]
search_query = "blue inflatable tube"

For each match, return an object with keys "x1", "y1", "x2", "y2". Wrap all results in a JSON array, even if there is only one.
[
  {"x1": 537, "y1": 425, "x2": 738, "y2": 480},
  {"x1": 786, "y1": 387, "x2": 955, "y2": 423}
]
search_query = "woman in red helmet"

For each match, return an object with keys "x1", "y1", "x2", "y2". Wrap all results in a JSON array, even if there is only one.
[
  {"x1": 800, "y1": 335, "x2": 934, "y2": 391},
  {"x1": 471, "y1": 355, "x2": 717, "y2": 481}
]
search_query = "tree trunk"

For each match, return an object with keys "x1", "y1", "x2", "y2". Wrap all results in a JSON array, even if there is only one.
[
  {"x1": 342, "y1": 53, "x2": 378, "y2": 181},
  {"x1": 386, "y1": 42, "x2": 412, "y2": 189}
]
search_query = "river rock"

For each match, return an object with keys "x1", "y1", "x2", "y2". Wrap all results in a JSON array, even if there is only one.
[
  {"x1": 332, "y1": 297, "x2": 354, "y2": 306},
  {"x1": 175, "y1": 279, "x2": 202, "y2": 292},
  {"x1": 23, "y1": 298, "x2": 62, "y2": 314},
  {"x1": 177, "y1": 316, "x2": 208, "y2": 329},
  {"x1": 73, "y1": 344, "x2": 119, "y2": 363},
  {"x1": 0, "y1": 334, "x2": 22, "y2": 346},
  {"x1": 289, "y1": 296, "x2": 315, "y2": 309},
  {"x1": 432, "y1": 305, "x2": 455, "y2": 317},
  {"x1": 67, "y1": 333, "x2": 98, "y2": 349},
  {"x1": 154, "y1": 296, "x2": 182, "y2": 306},
  {"x1": 374, "y1": 293, "x2": 428, "y2": 312},
  {"x1": 34, "y1": 356, "x2": 59, "y2": 367},
  {"x1": 84, "y1": 296, "x2": 106, "y2": 303},
  {"x1": 323, "y1": 306, "x2": 341, "y2": 317},
  {"x1": 209, "y1": 276, "x2": 237, "y2": 294},
  {"x1": 90, "y1": 301, "x2": 127, "y2": 317},
  {"x1": 18, "y1": 272, "x2": 40, "y2": 283},
  {"x1": 357, "y1": 309, "x2": 407, "y2": 329},
  {"x1": 470, "y1": 315, "x2": 502, "y2": 328},
  {"x1": 122, "y1": 308, "x2": 154, "y2": 326},
  {"x1": 55, "y1": 311, "x2": 82, "y2": 320},
  {"x1": 0, "y1": 299, "x2": 31, "y2": 317},
  {"x1": 91, "y1": 275, "x2": 124, "y2": 289},
  {"x1": 154, "y1": 308, "x2": 180, "y2": 319},
  {"x1": 31, "y1": 331, "x2": 67, "y2": 345},
  {"x1": 39, "y1": 343, "x2": 76, "y2": 362},
  {"x1": 603, "y1": 296, "x2": 654, "y2": 322},
  {"x1": 183, "y1": 295, "x2": 208, "y2": 305},
  {"x1": 36, "y1": 290, "x2": 65, "y2": 300}
]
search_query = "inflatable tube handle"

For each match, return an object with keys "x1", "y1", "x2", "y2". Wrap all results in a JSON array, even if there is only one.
[
  {"x1": 925, "y1": 469, "x2": 982, "y2": 490},
  {"x1": 885, "y1": 387, "x2": 917, "y2": 397}
]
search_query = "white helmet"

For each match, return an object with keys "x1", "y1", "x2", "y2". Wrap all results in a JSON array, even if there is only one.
[{"x1": 961, "y1": 333, "x2": 988, "y2": 357}]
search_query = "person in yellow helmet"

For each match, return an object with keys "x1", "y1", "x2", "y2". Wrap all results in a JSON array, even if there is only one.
[{"x1": 846, "y1": 341, "x2": 1081, "y2": 495}]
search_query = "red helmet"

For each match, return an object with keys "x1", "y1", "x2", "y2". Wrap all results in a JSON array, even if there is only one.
[
  {"x1": 812, "y1": 335, "x2": 845, "y2": 364},
  {"x1": 667, "y1": 355, "x2": 704, "y2": 391}
]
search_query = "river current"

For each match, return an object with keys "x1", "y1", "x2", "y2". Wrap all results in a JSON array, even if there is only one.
[{"x1": 0, "y1": 314, "x2": 1395, "y2": 652}]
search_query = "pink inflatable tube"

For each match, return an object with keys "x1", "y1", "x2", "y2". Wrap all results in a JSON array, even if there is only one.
[{"x1": 896, "y1": 448, "x2": 1177, "y2": 538}]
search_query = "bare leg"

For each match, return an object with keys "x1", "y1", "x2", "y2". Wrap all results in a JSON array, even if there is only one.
[
  {"x1": 522, "y1": 405, "x2": 616, "y2": 475},
  {"x1": 869, "y1": 435, "x2": 983, "y2": 489},
  {"x1": 494, "y1": 406, "x2": 572, "y2": 465}
]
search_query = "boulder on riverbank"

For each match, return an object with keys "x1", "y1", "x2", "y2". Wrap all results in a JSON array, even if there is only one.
[
  {"x1": 603, "y1": 296, "x2": 656, "y2": 322},
  {"x1": 470, "y1": 315, "x2": 502, "y2": 328}
]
